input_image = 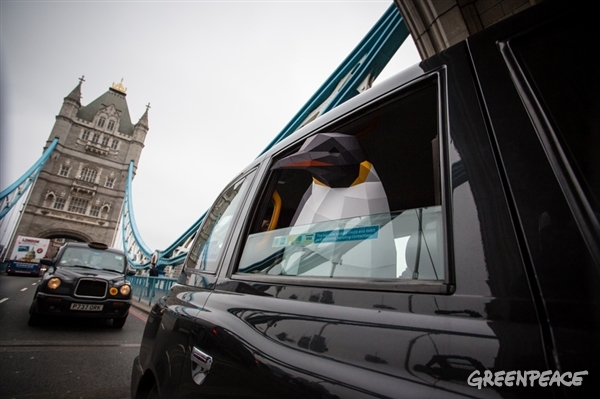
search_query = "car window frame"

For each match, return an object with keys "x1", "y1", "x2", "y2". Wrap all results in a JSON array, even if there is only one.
[
  {"x1": 227, "y1": 71, "x2": 454, "y2": 294},
  {"x1": 181, "y1": 169, "x2": 258, "y2": 283}
]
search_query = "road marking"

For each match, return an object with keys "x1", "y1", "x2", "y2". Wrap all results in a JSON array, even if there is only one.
[
  {"x1": 0, "y1": 298, "x2": 8, "y2": 304},
  {"x1": 20, "y1": 288, "x2": 28, "y2": 292},
  {"x1": 32, "y1": 282, "x2": 37, "y2": 285},
  {"x1": 129, "y1": 308, "x2": 148, "y2": 323}
]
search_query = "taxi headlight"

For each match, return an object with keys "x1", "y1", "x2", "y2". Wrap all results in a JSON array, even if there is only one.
[
  {"x1": 120, "y1": 284, "x2": 131, "y2": 296},
  {"x1": 47, "y1": 277, "x2": 61, "y2": 290},
  {"x1": 109, "y1": 287, "x2": 118, "y2": 296}
]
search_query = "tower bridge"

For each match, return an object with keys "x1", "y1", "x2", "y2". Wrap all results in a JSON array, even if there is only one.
[{"x1": 0, "y1": 1, "x2": 540, "y2": 275}]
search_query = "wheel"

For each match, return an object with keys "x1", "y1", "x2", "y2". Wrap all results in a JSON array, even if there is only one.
[
  {"x1": 28, "y1": 314, "x2": 43, "y2": 327},
  {"x1": 28, "y1": 301, "x2": 43, "y2": 327},
  {"x1": 113, "y1": 316, "x2": 127, "y2": 329}
]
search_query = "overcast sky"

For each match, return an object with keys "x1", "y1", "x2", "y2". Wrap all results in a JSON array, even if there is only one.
[{"x1": 0, "y1": 0, "x2": 420, "y2": 252}]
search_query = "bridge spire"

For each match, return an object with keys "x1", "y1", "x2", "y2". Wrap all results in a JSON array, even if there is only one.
[{"x1": 65, "y1": 76, "x2": 84, "y2": 105}]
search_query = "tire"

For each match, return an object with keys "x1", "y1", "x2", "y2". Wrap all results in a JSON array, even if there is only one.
[
  {"x1": 113, "y1": 316, "x2": 127, "y2": 329},
  {"x1": 28, "y1": 314, "x2": 43, "y2": 327},
  {"x1": 28, "y1": 302, "x2": 43, "y2": 327}
]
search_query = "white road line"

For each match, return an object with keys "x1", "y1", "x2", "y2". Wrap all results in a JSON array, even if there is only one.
[
  {"x1": 0, "y1": 298, "x2": 8, "y2": 304},
  {"x1": 20, "y1": 288, "x2": 28, "y2": 292},
  {"x1": 32, "y1": 282, "x2": 37, "y2": 285}
]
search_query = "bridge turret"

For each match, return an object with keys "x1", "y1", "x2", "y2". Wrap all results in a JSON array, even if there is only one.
[
  {"x1": 60, "y1": 76, "x2": 84, "y2": 118},
  {"x1": 127, "y1": 103, "x2": 150, "y2": 168},
  {"x1": 48, "y1": 76, "x2": 85, "y2": 144},
  {"x1": 8, "y1": 78, "x2": 150, "y2": 249}
]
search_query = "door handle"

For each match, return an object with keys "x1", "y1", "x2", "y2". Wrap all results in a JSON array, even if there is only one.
[{"x1": 191, "y1": 346, "x2": 213, "y2": 385}]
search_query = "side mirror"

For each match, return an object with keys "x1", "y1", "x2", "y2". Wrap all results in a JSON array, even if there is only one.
[{"x1": 40, "y1": 258, "x2": 55, "y2": 266}]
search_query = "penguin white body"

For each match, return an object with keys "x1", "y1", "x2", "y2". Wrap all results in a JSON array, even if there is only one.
[
  {"x1": 292, "y1": 162, "x2": 390, "y2": 226},
  {"x1": 271, "y1": 133, "x2": 397, "y2": 278}
]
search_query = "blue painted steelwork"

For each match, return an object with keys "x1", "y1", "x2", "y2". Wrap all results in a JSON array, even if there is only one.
[
  {"x1": 0, "y1": 138, "x2": 59, "y2": 220},
  {"x1": 127, "y1": 275, "x2": 178, "y2": 306},
  {"x1": 121, "y1": 161, "x2": 153, "y2": 267},
  {"x1": 123, "y1": 4, "x2": 410, "y2": 269},
  {"x1": 259, "y1": 4, "x2": 409, "y2": 155},
  {"x1": 155, "y1": 211, "x2": 206, "y2": 267}
]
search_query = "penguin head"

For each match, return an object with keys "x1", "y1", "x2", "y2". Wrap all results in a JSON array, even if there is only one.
[{"x1": 272, "y1": 133, "x2": 367, "y2": 188}]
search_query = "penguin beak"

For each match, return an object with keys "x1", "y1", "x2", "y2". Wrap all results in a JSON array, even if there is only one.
[
  {"x1": 271, "y1": 133, "x2": 366, "y2": 188},
  {"x1": 272, "y1": 153, "x2": 333, "y2": 170}
]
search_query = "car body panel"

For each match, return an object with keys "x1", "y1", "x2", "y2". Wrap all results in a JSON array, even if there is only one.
[{"x1": 132, "y1": 2, "x2": 598, "y2": 398}]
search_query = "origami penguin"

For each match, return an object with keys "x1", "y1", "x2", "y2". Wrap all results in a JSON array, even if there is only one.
[
  {"x1": 272, "y1": 133, "x2": 397, "y2": 277},
  {"x1": 272, "y1": 133, "x2": 390, "y2": 224}
]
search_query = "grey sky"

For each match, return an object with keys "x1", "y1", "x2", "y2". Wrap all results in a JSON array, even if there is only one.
[{"x1": 0, "y1": 0, "x2": 420, "y2": 251}]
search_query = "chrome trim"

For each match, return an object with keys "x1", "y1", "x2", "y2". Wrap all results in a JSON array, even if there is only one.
[{"x1": 191, "y1": 346, "x2": 212, "y2": 385}]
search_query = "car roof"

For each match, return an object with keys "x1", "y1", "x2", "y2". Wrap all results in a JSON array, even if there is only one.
[{"x1": 62, "y1": 242, "x2": 125, "y2": 255}]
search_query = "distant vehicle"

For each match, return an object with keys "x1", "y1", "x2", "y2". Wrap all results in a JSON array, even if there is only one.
[
  {"x1": 5, "y1": 235, "x2": 51, "y2": 277},
  {"x1": 28, "y1": 242, "x2": 132, "y2": 329},
  {"x1": 131, "y1": 2, "x2": 598, "y2": 398}
]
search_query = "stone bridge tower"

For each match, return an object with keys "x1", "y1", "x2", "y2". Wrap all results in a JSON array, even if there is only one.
[{"x1": 11, "y1": 77, "x2": 149, "y2": 251}]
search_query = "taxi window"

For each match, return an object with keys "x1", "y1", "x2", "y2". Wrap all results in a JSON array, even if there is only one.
[
  {"x1": 185, "y1": 172, "x2": 255, "y2": 274},
  {"x1": 237, "y1": 79, "x2": 445, "y2": 281},
  {"x1": 60, "y1": 247, "x2": 125, "y2": 272}
]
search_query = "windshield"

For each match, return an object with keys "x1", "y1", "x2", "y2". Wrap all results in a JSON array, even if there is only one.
[{"x1": 59, "y1": 247, "x2": 125, "y2": 272}]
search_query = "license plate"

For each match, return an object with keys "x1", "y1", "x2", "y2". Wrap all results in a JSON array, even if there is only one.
[{"x1": 70, "y1": 303, "x2": 103, "y2": 311}]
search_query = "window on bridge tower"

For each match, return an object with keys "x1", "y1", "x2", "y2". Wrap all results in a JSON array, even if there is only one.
[
  {"x1": 68, "y1": 197, "x2": 89, "y2": 214},
  {"x1": 53, "y1": 197, "x2": 66, "y2": 210},
  {"x1": 90, "y1": 205, "x2": 100, "y2": 217},
  {"x1": 59, "y1": 164, "x2": 70, "y2": 177},
  {"x1": 80, "y1": 168, "x2": 97, "y2": 183}
]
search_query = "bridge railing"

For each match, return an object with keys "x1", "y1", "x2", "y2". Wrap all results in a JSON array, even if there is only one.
[{"x1": 127, "y1": 275, "x2": 177, "y2": 306}]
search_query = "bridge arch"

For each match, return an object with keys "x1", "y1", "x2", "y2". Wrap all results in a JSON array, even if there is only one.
[{"x1": 37, "y1": 229, "x2": 92, "y2": 243}]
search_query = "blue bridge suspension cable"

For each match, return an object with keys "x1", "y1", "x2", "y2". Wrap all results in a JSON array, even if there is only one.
[
  {"x1": 121, "y1": 161, "x2": 153, "y2": 267},
  {"x1": 0, "y1": 138, "x2": 59, "y2": 220},
  {"x1": 125, "y1": 3, "x2": 409, "y2": 270}
]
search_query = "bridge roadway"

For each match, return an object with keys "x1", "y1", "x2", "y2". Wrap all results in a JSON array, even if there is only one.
[{"x1": 0, "y1": 273, "x2": 153, "y2": 399}]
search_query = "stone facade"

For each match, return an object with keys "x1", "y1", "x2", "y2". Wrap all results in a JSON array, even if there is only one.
[
  {"x1": 10, "y1": 78, "x2": 149, "y2": 251},
  {"x1": 395, "y1": 0, "x2": 542, "y2": 60}
]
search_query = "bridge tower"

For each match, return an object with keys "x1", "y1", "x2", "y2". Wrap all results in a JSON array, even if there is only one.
[{"x1": 10, "y1": 77, "x2": 149, "y2": 251}]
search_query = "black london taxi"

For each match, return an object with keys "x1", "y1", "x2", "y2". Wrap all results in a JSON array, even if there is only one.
[
  {"x1": 131, "y1": 2, "x2": 599, "y2": 398},
  {"x1": 28, "y1": 242, "x2": 132, "y2": 328}
]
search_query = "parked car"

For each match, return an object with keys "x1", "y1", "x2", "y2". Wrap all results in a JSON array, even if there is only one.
[
  {"x1": 131, "y1": 2, "x2": 598, "y2": 398},
  {"x1": 28, "y1": 242, "x2": 132, "y2": 328}
]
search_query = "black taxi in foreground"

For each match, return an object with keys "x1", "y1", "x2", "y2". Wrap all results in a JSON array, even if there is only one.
[
  {"x1": 132, "y1": 2, "x2": 598, "y2": 398},
  {"x1": 28, "y1": 242, "x2": 132, "y2": 328}
]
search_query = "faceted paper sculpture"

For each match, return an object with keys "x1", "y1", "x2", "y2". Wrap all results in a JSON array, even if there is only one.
[
  {"x1": 272, "y1": 133, "x2": 396, "y2": 277},
  {"x1": 272, "y1": 133, "x2": 390, "y2": 224}
]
